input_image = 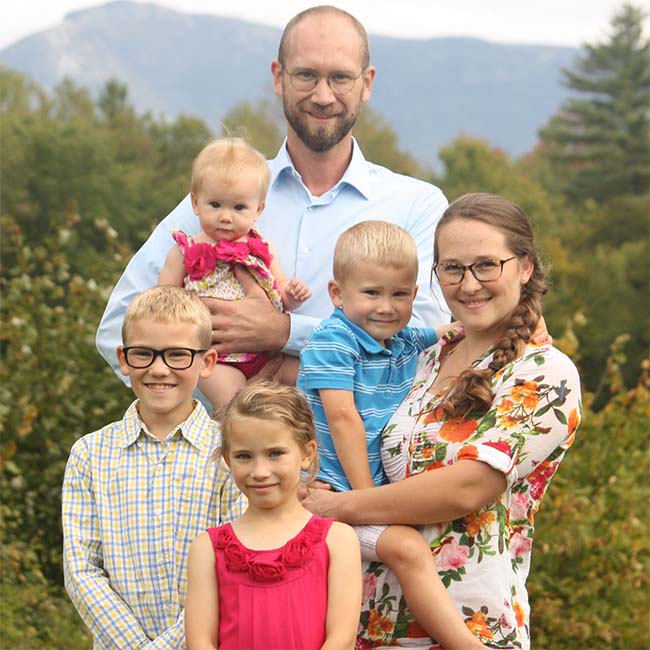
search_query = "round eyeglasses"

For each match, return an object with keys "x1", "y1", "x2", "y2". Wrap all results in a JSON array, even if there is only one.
[
  {"x1": 283, "y1": 67, "x2": 363, "y2": 94},
  {"x1": 432, "y1": 256, "x2": 517, "y2": 286},
  {"x1": 122, "y1": 347, "x2": 207, "y2": 370}
]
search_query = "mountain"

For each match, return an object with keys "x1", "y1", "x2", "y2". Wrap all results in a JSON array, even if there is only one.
[{"x1": 0, "y1": 1, "x2": 578, "y2": 167}]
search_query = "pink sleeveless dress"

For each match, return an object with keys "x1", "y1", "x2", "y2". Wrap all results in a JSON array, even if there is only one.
[{"x1": 207, "y1": 515, "x2": 334, "y2": 649}]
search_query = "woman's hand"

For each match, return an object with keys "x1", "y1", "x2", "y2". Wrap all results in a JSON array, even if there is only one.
[{"x1": 301, "y1": 483, "x2": 341, "y2": 518}]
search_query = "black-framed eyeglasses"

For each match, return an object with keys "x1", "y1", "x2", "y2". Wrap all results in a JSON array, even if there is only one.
[
  {"x1": 122, "y1": 347, "x2": 208, "y2": 370},
  {"x1": 282, "y1": 67, "x2": 364, "y2": 94},
  {"x1": 432, "y1": 256, "x2": 517, "y2": 286}
]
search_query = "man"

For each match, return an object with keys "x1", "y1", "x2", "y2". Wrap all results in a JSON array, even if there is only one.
[{"x1": 96, "y1": 5, "x2": 450, "y2": 386}]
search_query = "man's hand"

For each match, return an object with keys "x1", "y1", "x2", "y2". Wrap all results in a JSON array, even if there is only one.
[{"x1": 201, "y1": 266, "x2": 291, "y2": 355}]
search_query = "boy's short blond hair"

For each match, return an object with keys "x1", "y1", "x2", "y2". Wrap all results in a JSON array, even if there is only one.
[
  {"x1": 333, "y1": 220, "x2": 419, "y2": 284},
  {"x1": 191, "y1": 137, "x2": 270, "y2": 199},
  {"x1": 122, "y1": 286, "x2": 212, "y2": 348}
]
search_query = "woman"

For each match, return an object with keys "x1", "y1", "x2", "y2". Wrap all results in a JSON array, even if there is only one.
[{"x1": 303, "y1": 193, "x2": 582, "y2": 649}]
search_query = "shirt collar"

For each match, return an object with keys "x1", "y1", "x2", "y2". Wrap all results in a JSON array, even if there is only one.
[
  {"x1": 120, "y1": 400, "x2": 216, "y2": 451},
  {"x1": 269, "y1": 138, "x2": 371, "y2": 200},
  {"x1": 331, "y1": 307, "x2": 396, "y2": 355}
]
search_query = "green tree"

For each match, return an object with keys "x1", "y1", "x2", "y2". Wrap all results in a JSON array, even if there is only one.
[
  {"x1": 221, "y1": 99, "x2": 283, "y2": 158},
  {"x1": 529, "y1": 339, "x2": 650, "y2": 648},
  {"x1": 354, "y1": 107, "x2": 424, "y2": 177},
  {"x1": 538, "y1": 3, "x2": 650, "y2": 201}
]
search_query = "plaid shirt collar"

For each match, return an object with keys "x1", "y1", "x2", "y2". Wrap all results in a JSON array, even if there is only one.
[{"x1": 119, "y1": 400, "x2": 215, "y2": 451}]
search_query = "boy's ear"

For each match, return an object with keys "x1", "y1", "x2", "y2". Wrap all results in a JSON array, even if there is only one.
[
  {"x1": 328, "y1": 279, "x2": 343, "y2": 307},
  {"x1": 413, "y1": 284, "x2": 419, "y2": 299},
  {"x1": 191, "y1": 192, "x2": 199, "y2": 215},
  {"x1": 199, "y1": 348, "x2": 218, "y2": 378},
  {"x1": 116, "y1": 346, "x2": 130, "y2": 377}
]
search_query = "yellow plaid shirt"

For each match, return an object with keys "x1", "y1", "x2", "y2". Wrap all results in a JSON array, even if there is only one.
[{"x1": 62, "y1": 400, "x2": 246, "y2": 649}]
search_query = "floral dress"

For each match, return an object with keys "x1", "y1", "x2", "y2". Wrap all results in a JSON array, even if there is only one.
[
  {"x1": 357, "y1": 332, "x2": 582, "y2": 650},
  {"x1": 172, "y1": 228, "x2": 283, "y2": 364}
]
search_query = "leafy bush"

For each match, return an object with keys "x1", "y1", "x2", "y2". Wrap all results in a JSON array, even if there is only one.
[
  {"x1": 529, "y1": 337, "x2": 650, "y2": 649},
  {"x1": 0, "y1": 214, "x2": 132, "y2": 585},
  {"x1": 0, "y1": 541, "x2": 91, "y2": 649}
]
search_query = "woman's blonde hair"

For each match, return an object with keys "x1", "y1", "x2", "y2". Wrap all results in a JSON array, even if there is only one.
[
  {"x1": 218, "y1": 380, "x2": 319, "y2": 481},
  {"x1": 435, "y1": 192, "x2": 547, "y2": 419}
]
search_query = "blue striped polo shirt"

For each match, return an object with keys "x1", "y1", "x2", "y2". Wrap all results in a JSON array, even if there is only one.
[{"x1": 297, "y1": 308, "x2": 438, "y2": 491}]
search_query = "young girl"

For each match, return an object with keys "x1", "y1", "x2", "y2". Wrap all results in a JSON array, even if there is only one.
[
  {"x1": 185, "y1": 380, "x2": 362, "y2": 650},
  {"x1": 159, "y1": 138, "x2": 311, "y2": 409}
]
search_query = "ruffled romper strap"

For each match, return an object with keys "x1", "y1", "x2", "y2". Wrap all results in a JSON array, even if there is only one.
[{"x1": 171, "y1": 229, "x2": 193, "y2": 253}]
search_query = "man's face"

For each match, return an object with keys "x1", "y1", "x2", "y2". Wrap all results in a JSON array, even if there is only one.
[{"x1": 273, "y1": 13, "x2": 376, "y2": 153}]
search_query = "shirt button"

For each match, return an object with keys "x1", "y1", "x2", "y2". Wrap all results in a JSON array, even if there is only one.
[
  {"x1": 301, "y1": 246, "x2": 310, "y2": 256},
  {"x1": 155, "y1": 508, "x2": 162, "y2": 517},
  {"x1": 307, "y1": 206, "x2": 314, "y2": 212}
]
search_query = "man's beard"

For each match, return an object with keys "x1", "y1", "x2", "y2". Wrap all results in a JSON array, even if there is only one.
[{"x1": 283, "y1": 97, "x2": 361, "y2": 153}]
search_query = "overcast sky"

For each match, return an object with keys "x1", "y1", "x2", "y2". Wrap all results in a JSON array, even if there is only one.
[{"x1": 1, "y1": 0, "x2": 646, "y2": 50}]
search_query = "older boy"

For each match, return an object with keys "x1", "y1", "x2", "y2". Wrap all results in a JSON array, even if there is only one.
[
  {"x1": 297, "y1": 221, "x2": 482, "y2": 649},
  {"x1": 62, "y1": 286, "x2": 246, "y2": 649}
]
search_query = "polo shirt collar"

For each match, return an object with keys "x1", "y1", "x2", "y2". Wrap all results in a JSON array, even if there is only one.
[
  {"x1": 120, "y1": 400, "x2": 214, "y2": 451},
  {"x1": 331, "y1": 307, "x2": 403, "y2": 355},
  {"x1": 269, "y1": 138, "x2": 371, "y2": 200}
]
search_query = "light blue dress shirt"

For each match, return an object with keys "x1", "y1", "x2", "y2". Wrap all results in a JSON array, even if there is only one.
[{"x1": 96, "y1": 139, "x2": 450, "y2": 384}]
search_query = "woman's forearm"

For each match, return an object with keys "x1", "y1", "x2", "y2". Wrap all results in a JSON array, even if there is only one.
[{"x1": 309, "y1": 460, "x2": 506, "y2": 525}]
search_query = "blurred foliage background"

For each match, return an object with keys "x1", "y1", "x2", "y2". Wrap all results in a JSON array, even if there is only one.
[{"x1": 1, "y1": 4, "x2": 648, "y2": 648}]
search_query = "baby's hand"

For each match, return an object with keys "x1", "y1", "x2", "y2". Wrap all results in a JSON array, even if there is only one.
[{"x1": 282, "y1": 278, "x2": 312, "y2": 311}]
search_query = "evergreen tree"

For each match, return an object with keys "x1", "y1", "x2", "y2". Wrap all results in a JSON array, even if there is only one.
[{"x1": 539, "y1": 3, "x2": 649, "y2": 201}]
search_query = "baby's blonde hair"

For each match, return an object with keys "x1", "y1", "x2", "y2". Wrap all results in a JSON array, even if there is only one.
[
  {"x1": 218, "y1": 379, "x2": 319, "y2": 482},
  {"x1": 333, "y1": 220, "x2": 419, "y2": 284},
  {"x1": 191, "y1": 137, "x2": 270, "y2": 199},
  {"x1": 122, "y1": 286, "x2": 212, "y2": 348}
]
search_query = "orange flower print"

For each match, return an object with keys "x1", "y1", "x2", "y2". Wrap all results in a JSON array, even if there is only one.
[
  {"x1": 498, "y1": 414, "x2": 519, "y2": 429},
  {"x1": 458, "y1": 444, "x2": 479, "y2": 461},
  {"x1": 511, "y1": 381, "x2": 539, "y2": 409},
  {"x1": 424, "y1": 460, "x2": 445, "y2": 472},
  {"x1": 466, "y1": 510, "x2": 497, "y2": 537},
  {"x1": 420, "y1": 446, "x2": 434, "y2": 460},
  {"x1": 513, "y1": 600, "x2": 525, "y2": 627},
  {"x1": 497, "y1": 398, "x2": 514, "y2": 414},
  {"x1": 563, "y1": 408, "x2": 580, "y2": 448},
  {"x1": 466, "y1": 611, "x2": 494, "y2": 640},
  {"x1": 367, "y1": 609, "x2": 394, "y2": 639},
  {"x1": 439, "y1": 419, "x2": 477, "y2": 443},
  {"x1": 422, "y1": 406, "x2": 445, "y2": 425}
]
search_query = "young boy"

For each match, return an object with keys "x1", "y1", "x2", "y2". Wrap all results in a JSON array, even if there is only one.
[
  {"x1": 297, "y1": 221, "x2": 482, "y2": 650},
  {"x1": 62, "y1": 286, "x2": 246, "y2": 649}
]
